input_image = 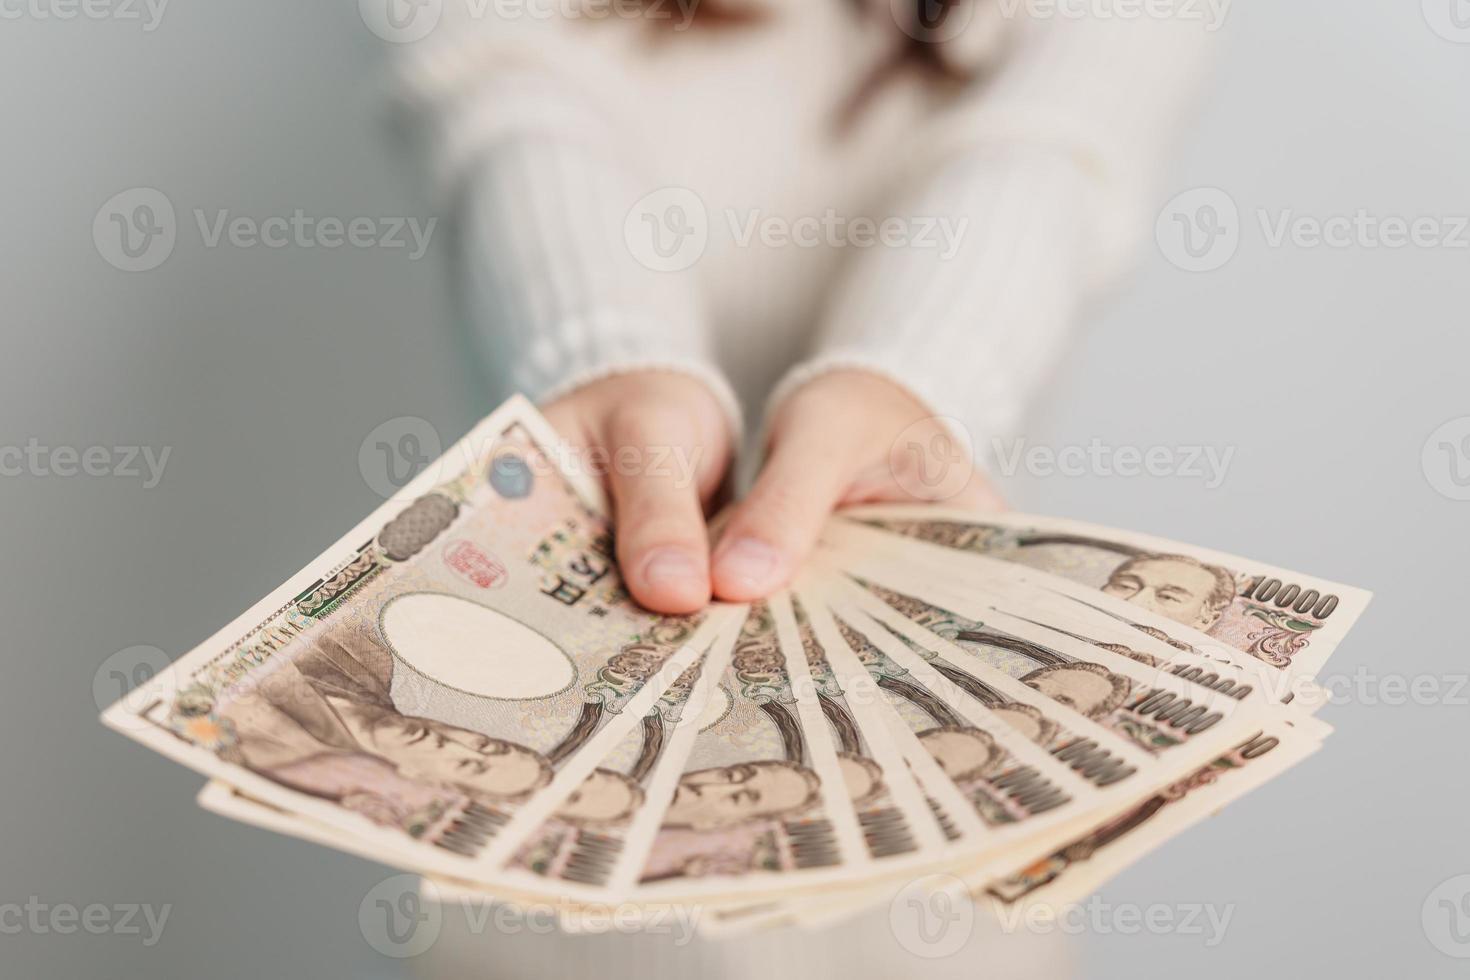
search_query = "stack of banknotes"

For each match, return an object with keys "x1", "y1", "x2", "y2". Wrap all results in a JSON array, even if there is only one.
[{"x1": 102, "y1": 396, "x2": 1370, "y2": 935}]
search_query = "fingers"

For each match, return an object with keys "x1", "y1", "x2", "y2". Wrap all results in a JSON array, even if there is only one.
[
  {"x1": 606, "y1": 408, "x2": 715, "y2": 615},
  {"x1": 707, "y1": 370, "x2": 1008, "y2": 602},
  {"x1": 711, "y1": 422, "x2": 857, "y2": 601}
]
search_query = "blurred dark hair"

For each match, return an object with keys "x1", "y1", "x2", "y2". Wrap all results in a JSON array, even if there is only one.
[{"x1": 633, "y1": 0, "x2": 979, "y2": 127}]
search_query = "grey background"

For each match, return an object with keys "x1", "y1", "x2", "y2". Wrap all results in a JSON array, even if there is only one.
[{"x1": 1, "y1": 1, "x2": 1466, "y2": 977}]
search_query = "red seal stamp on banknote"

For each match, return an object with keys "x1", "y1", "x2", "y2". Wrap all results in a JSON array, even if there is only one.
[{"x1": 442, "y1": 540, "x2": 507, "y2": 589}]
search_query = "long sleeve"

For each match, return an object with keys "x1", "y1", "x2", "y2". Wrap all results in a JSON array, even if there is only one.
[
  {"x1": 391, "y1": 14, "x2": 743, "y2": 434},
  {"x1": 770, "y1": 11, "x2": 1219, "y2": 463}
]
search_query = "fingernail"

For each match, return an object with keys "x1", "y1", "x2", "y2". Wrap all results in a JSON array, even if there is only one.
[
  {"x1": 641, "y1": 547, "x2": 701, "y2": 590},
  {"x1": 714, "y1": 538, "x2": 784, "y2": 595}
]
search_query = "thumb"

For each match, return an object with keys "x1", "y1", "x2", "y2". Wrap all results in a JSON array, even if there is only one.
[{"x1": 710, "y1": 421, "x2": 860, "y2": 601}]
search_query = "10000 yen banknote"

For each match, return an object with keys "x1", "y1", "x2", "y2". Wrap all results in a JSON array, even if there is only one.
[
  {"x1": 823, "y1": 575, "x2": 1262, "y2": 787},
  {"x1": 703, "y1": 710, "x2": 1328, "y2": 936},
  {"x1": 827, "y1": 506, "x2": 1370, "y2": 688},
  {"x1": 687, "y1": 588, "x2": 1099, "y2": 935},
  {"x1": 102, "y1": 396, "x2": 739, "y2": 886},
  {"x1": 981, "y1": 711, "x2": 1328, "y2": 910},
  {"x1": 803, "y1": 588, "x2": 1107, "y2": 844},
  {"x1": 199, "y1": 619, "x2": 741, "y2": 912},
  {"x1": 694, "y1": 575, "x2": 1307, "y2": 936},
  {"x1": 827, "y1": 575, "x2": 1261, "y2": 766},
  {"x1": 819, "y1": 535, "x2": 1292, "y2": 712},
  {"x1": 634, "y1": 603, "x2": 877, "y2": 900},
  {"x1": 823, "y1": 537, "x2": 1305, "y2": 719},
  {"x1": 500, "y1": 620, "x2": 735, "y2": 901},
  {"x1": 775, "y1": 593, "x2": 952, "y2": 861}
]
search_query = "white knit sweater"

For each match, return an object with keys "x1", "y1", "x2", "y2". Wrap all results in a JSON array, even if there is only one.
[{"x1": 393, "y1": 0, "x2": 1216, "y2": 459}]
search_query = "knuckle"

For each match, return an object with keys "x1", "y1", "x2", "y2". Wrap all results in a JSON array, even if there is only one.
[
  {"x1": 607, "y1": 401, "x2": 694, "y2": 452},
  {"x1": 616, "y1": 490, "x2": 703, "y2": 544},
  {"x1": 618, "y1": 518, "x2": 704, "y2": 561},
  {"x1": 733, "y1": 484, "x2": 821, "y2": 547}
]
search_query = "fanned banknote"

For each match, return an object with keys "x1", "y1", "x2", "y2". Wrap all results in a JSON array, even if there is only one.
[
  {"x1": 822, "y1": 517, "x2": 1351, "y2": 711},
  {"x1": 828, "y1": 506, "x2": 1370, "y2": 687},
  {"x1": 633, "y1": 602, "x2": 875, "y2": 901},
  {"x1": 700, "y1": 710, "x2": 1328, "y2": 935},
  {"x1": 811, "y1": 592, "x2": 1108, "y2": 842},
  {"x1": 822, "y1": 574, "x2": 1265, "y2": 773},
  {"x1": 101, "y1": 396, "x2": 741, "y2": 885},
  {"x1": 105, "y1": 396, "x2": 1367, "y2": 938},
  {"x1": 980, "y1": 711, "x2": 1328, "y2": 910},
  {"x1": 496, "y1": 616, "x2": 736, "y2": 901}
]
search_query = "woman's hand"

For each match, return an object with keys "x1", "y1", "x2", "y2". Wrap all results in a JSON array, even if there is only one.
[
  {"x1": 709, "y1": 369, "x2": 1005, "y2": 601},
  {"x1": 542, "y1": 368, "x2": 1003, "y2": 614},
  {"x1": 542, "y1": 372, "x2": 733, "y2": 615}
]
